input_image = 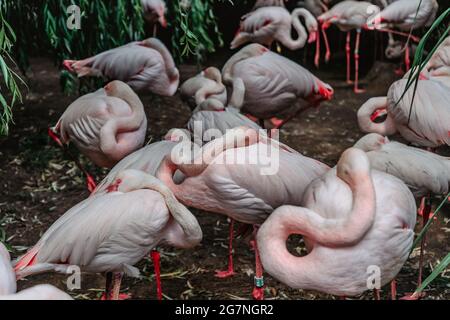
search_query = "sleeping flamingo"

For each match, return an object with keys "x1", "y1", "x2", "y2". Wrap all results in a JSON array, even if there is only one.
[
  {"x1": 222, "y1": 44, "x2": 333, "y2": 129},
  {"x1": 231, "y1": 7, "x2": 319, "y2": 51},
  {"x1": 141, "y1": 0, "x2": 167, "y2": 36},
  {"x1": 179, "y1": 67, "x2": 227, "y2": 110},
  {"x1": 51, "y1": 81, "x2": 147, "y2": 172},
  {"x1": 318, "y1": 1, "x2": 379, "y2": 93},
  {"x1": 63, "y1": 38, "x2": 179, "y2": 96},
  {"x1": 14, "y1": 170, "x2": 202, "y2": 300},
  {"x1": 257, "y1": 148, "x2": 416, "y2": 298},
  {"x1": 156, "y1": 127, "x2": 329, "y2": 299},
  {"x1": 187, "y1": 99, "x2": 262, "y2": 145},
  {"x1": 357, "y1": 79, "x2": 450, "y2": 148},
  {"x1": 0, "y1": 243, "x2": 72, "y2": 300}
]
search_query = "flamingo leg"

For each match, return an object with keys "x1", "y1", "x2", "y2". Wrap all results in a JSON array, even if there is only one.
[
  {"x1": 373, "y1": 289, "x2": 381, "y2": 300},
  {"x1": 315, "y1": 27, "x2": 321, "y2": 68},
  {"x1": 354, "y1": 29, "x2": 365, "y2": 94},
  {"x1": 48, "y1": 127, "x2": 97, "y2": 193},
  {"x1": 418, "y1": 197, "x2": 432, "y2": 288},
  {"x1": 215, "y1": 219, "x2": 236, "y2": 278},
  {"x1": 102, "y1": 272, "x2": 129, "y2": 300},
  {"x1": 346, "y1": 31, "x2": 352, "y2": 84},
  {"x1": 321, "y1": 24, "x2": 331, "y2": 63},
  {"x1": 153, "y1": 24, "x2": 158, "y2": 37},
  {"x1": 405, "y1": 45, "x2": 411, "y2": 72},
  {"x1": 150, "y1": 249, "x2": 163, "y2": 300},
  {"x1": 251, "y1": 226, "x2": 264, "y2": 300},
  {"x1": 391, "y1": 279, "x2": 397, "y2": 300}
]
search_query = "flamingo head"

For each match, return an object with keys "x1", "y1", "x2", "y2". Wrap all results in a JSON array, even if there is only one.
[
  {"x1": 202, "y1": 67, "x2": 222, "y2": 83},
  {"x1": 336, "y1": 148, "x2": 372, "y2": 185},
  {"x1": 370, "y1": 108, "x2": 388, "y2": 122},
  {"x1": 311, "y1": 80, "x2": 334, "y2": 105},
  {"x1": 197, "y1": 98, "x2": 226, "y2": 112},
  {"x1": 104, "y1": 80, "x2": 131, "y2": 97},
  {"x1": 158, "y1": 7, "x2": 167, "y2": 28},
  {"x1": 308, "y1": 30, "x2": 318, "y2": 43},
  {"x1": 164, "y1": 128, "x2": 191, "y2": 142},
  {"x1": 112, "y1": 169, "x2": 151, "y2": 193}
]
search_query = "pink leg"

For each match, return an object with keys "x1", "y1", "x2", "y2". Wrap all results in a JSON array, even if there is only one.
[
  {"x1": 354, "y1": 29, "x2": 365, "y2": 94},
  {"x1": 418, "y1": 197, "x2": 431, "y2": 288},
  {"x1": 321, "y1": 24, "x2": 331, "y2": 63},
  {"x1": 101, "y1": 272, "x2": 130, "y2": 300},
  {"x1": 405, "y1": 45, "x2": 411, "y2": 72},
  {"x1": 251, "y1": 226, "x2": 264, "y2": 300},
  {"x1": 374, "y1": 289, "x2": 381, "y2": 300},
  {"x1": 391, "y1": 279, "x2": 397, "y2": 300},
  {"x1": 346, "y1": 32, "x2": 352, "y2": 84},
  {"x1": 151, "y1": 249, "x2": 163, "y2": 301},
  {"x1": 315, "y1": 28, "x2": 321, "y2": 68},
  {"x1": 215, "y1": 219, "x2": 236, "y2": 278}
]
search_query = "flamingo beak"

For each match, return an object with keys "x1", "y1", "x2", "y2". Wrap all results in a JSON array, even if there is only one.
[
  {"x1": 318, "y1": 83, "x2": 334, "y2": 100},
  {"x1": 159, "y1": 14, "x2": 167, "y2": 28},
  {"x1": 107, "y1": 179, "x2": 122, "y2": 193},
  {"x1": 370, "y1": 109, "x2": 388, "y2": 122},
  {"x1": 62, "y1": 60, "x2": 74, "y2": 72},
  {"x1": 308, "y1": 31, "x2": 317, "y2": 44}
]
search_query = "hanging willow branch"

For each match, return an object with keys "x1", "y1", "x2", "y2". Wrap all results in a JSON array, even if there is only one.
[{"x1": 0, "y1": 5, "x2": 25, "y2": 136}]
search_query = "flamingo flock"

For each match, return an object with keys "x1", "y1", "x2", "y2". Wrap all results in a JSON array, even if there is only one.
[{"x1": 2, "y1": 0, "x2": 448, "y2": 301}]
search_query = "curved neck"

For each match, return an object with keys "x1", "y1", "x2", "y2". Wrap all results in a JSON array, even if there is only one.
[
  {"x1": 228, "y1": 77, "x2": 245, "y2": 109},
  {"x1": 357, "y1": 97, "x2": 397, "y2": 136},
  {"x1": 279, "y1": 9, "x2": 309, "y2": 50},
  {"x1": 195, "y1": 81, "x2": 226, "y2": 106},
  {"x1": 137, "y1": 173, "x2": 202, "y2": 247},
  {"x1": 100, "y1": 88, "x2": 145, "y2": 157},
  {"x1": 145, "y1": 39, "x2": 178, "y2": 80}
]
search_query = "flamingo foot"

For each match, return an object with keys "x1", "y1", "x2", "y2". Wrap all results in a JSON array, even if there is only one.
[
  {"x1": 400, "y1": 292, "x2": 425, "y2": 300},
  {"x1": 215, "y1": 269, "x2": 236, "y2": 278},
  {"x1": 100, "y1": 293, "x2": 131, "y2": 300},
  {"x1": 354, "y1": 88, "x2": 366, "y2": 94},
  {"x1": 252, "y1": 286, "x2": 264, "y2": 300},
  {"x1": 269, "y1": 117, "x2": 284, "y2": 128},
  {"x1": 87, "y1": 174, "x2": 97, "y2": 193}
]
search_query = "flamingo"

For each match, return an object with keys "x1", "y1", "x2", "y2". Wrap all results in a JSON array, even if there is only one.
[
  {"x1": 63, "y1": 38, "x2": 179, "y2": 96},
  {"x1": 156, "y1": 127, "x2": 329, "y2": 299},
  {"x1": 51, "y1": 81, "x2": 147, "y2": 184},
  {"x1": 318, "y1": 1, "x2": 380, "y2": 93},
  {"x1": 179, "y1": 67, "x2": 227, "y2": 110},
  {"x1": 0, "y1": 243, "x2": 72, "y2": 300},
  {"x1": 141, "y1": 0, "x2": 167, "y2": 36},
  {"x1": 257, "y1": 148, "x2": 416, "y2": 298},
  {"x1": 222, "y1": 44, "x2": 333, "y2": 129},
  {"x1": 231, "y1": 7, "x2": 319, "y2": 52},
  {"x1": 367, "y1": 0, "x2": 438, "y2": 71},
  {"x1": 252, "y1": 0, "x2": 287, "y2": 11},
  {"x1": 357, "y1": 79, "x2": 450, "y2": 148},
  {"x1": 187, "y1": 99, "x2": 262, "y2": 145},
  {"x1": 14, "y1": 170, "x2": 202, "y2": 300}
]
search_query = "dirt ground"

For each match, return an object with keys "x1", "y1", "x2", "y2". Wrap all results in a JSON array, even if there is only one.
[{"x1": 0, "y1": 51, "x2": 449, "y2": 300}]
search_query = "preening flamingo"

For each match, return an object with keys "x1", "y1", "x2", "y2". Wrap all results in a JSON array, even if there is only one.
[
  {"x1": 354, "y1": 133, "x2": 450, "y2": 198},
  {"x1": 0, "y1": 243, "x2": 72, "y2": 300},
  {"x1": 63, "y1": 38, "x2": 179, "y2": 96},
  {"x1": 14, "y1": 170, "x2": 202, "y2": 300},
  {"x1": 187, "y1": 99, "x2": 262, "y2": 145},
  {"x1": 357, "y1": 79, "x2": 450, "y2": 148},
  {"x1": 231, "y1": 7, "x2": 319, "y2": 51},
  {"x1": 222, "y1": 44, "x2": 333, "y2": 129},
  {"x1": 52, "y1": 81, "x2": 147, "y2": 171},
  {"x1": 156, "y1": 127, "x2": 329, "y2": 299},
  {"x1": 257, "y1": 148, "x2": 416, "y2": 297},
  {"x1": 318, "y1": 1, "x2": 379, "y2": 93},
  {"x1": 180, "y1": 67, "x2": 227, "y2": 110}
]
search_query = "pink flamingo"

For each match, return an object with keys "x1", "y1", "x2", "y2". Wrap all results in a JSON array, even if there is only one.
[
  {"x1": 231, "y1": 7, "x2": 319, "y2": 52},
  {"x1": 63, "y1": 38, "x2": 179, "y2": 96},
  {"x1": 14, "y1": 170, "x2": 203, "y2": 300},
  {"x1": 222, "y1": 44, "x2": 333, "y2": 129},
  {"x1": 156, "y1": 127, "x2": 329, "y2": 299},
  {"x1": 180, "y1": 67, "x2": 227, "y2": 110},
  {"x1": 50, "y1": 80, "x2": 147, "y2": 194},
  {"x1": 0, "y1": 243, "x2": 72, "y2": 300},
  {"x1": 257, "y1": 148, "x2": 416, "y2": 298},
  {"x1": 357, "y1": 79, "x2": 450, "y2": 148},
  {"x1": 367, "y1": 0, "x2": 438, "y2": 71},
  {"x1": 354, "y1": 132, "x2": 450, "y2": 298},
  {"x1": 318, "y1": 1, "x2": 380, "y2": 93}
]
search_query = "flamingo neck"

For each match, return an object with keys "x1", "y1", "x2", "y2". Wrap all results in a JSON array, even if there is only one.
[
  {"x1": 280, "y1": 9, "x2": 309, "y2": 50},
  {"x1": 357, "y1": 97, "x2": 397, "y2": 136}
]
